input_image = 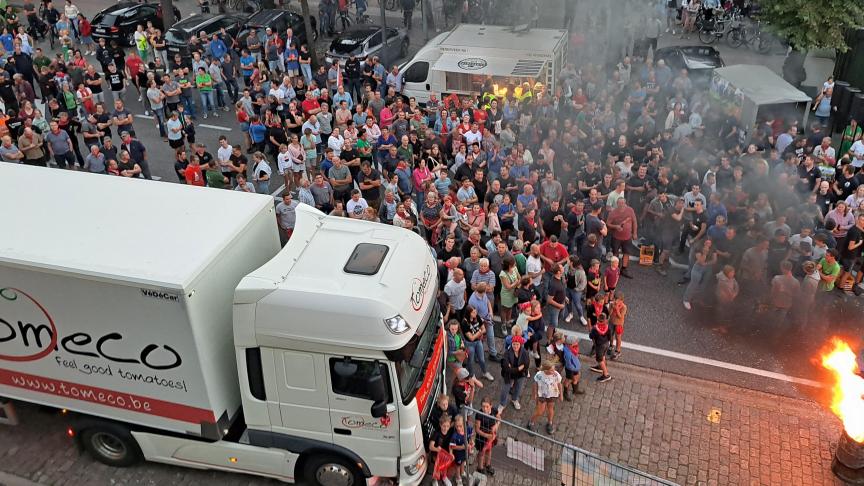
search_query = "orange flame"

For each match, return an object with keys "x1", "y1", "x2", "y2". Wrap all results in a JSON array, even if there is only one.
[{"x1": 821, "y1": 338, "x2": 864, "y2": 443}]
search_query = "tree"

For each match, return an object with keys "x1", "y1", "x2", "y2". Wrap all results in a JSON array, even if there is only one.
[{"x1": 760, "y1": 0, "x2": 864, "y2": 51}]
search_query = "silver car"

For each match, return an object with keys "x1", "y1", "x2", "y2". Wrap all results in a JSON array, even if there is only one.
[{"x1": 325, "y1": 26, "x2": 409, "y2": 66}]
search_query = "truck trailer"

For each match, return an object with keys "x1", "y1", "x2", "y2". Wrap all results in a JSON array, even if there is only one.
[
  {"x1": 0, "y1": 164, "x2": 444, "y2": 486},
  {"x1": 400, "y1": 24, "x2": 569, "y2": 104}
]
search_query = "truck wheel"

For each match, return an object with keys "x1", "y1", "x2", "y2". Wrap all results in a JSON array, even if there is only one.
[
  {"x1": 303, "y1": 454, "x2": 364, "y2": 486},
  {"x1": 80, "y1": 424, "x2": 142, "y2": 468}
]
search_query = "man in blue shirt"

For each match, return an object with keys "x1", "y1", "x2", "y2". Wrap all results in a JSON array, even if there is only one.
[
  {"x1": 208, "y1": 34, "x2": 227, "y2": 62},
  {"x1": 239, "y1": 49, "x2": 256, "y2": 86}
]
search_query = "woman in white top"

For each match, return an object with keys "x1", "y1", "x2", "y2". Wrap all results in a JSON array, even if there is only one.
[
  {"x1": 526, "y1": 360, "x2": 563, "y2": 435},
  {"x1": 64, "y1": 0, "x2": 80, "y2": 39},
  {"x1": 327, "y1": 127, "x2": 345, "y2": 158}
]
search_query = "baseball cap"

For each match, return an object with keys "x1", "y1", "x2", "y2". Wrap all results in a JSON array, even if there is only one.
[
  {"x1": 512, "y1": 335, "x2": 525, "y2": 345},
  {"x1": 456, "y1": 367, "x2": 470, "y2": 380}
]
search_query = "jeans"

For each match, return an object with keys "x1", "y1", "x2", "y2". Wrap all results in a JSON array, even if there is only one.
[
  {"x1": 498, "y1": 376, "x2": 524, "y2": 408},
  {"x1": 225, "y1": 78, "x2": 239, "y2": 102},
  {"x1": 544, "y1": 307, "x2": 561, "y2": 329},
  {"x1": 485, "y1": 321, "x2": 499, "y2": 358},
  {"x1": 463, "y1": 339, "x2": 487, "y2": 375},
  {"x1": 199, "y1": 90, "x2": 215, "y2": 114},
  {"x1": 567, "y1": 288, "x2": 584, "y2": 319},
  {"x1": 53, "y1": 151, "x2": 76, "y2": 169},
  {"x1": 180, "y1": 94, "x2": 196, "y2": 118},
  {"x1": 213, "y1": 82, "x2": 227, "y2": 108},
  {"x1": 153, "y1": 107, "x2": 167, "y2": 137},
  {"x1": 300, "y1": 63, "x2": 313, "y2": 85}
]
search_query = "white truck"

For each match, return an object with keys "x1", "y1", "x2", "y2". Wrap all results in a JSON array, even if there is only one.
[
  {"x1": 0, "y1": 164, "x2": 444, "y2": 486},
  {"x1": 400, "y1": 24, "x2": 569, "y2": 104}
]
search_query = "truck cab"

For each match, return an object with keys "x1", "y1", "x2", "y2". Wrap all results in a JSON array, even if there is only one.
[{"x1": 136, "y1": 205, "x2": 443, "y2": 486}]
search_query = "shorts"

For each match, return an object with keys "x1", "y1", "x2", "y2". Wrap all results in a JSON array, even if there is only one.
[
  {"x1": 239, "y1": 122, "x2": 250, "y2": 133},
  {"x1": 537, "y1": 396, "x2": 557, "y2": 403},
  {"x1": 611, "y1": 237, "x2": 634, "y2": 256},
  {"x1": 286, "y1": 69, "x2": 299, "y2": 77},
  {"x1": 594, "y1": 343, "x2": 609, "y2": 361},
  {"x1": 606, "y1": 286, "x2": 616, "y2": 294},
  {"x1": 614, "y1": 324, "x2": 623, "y2": 336},
  {"x1": 291, "y1": 164, "x2": 306, "y2": 173},
  {"x1": 565, "y1": 368, "x2": 579, "y2": 379},
  {"x1": 168, "y1": 138, "x2": 184, "y2": 149}
]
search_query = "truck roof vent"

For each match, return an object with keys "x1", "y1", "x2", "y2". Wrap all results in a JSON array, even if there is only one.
[
  {"x1": 344, "y1": 243, "x2": 390, "y2": 276},
  {"x1": 512, "y1": 59, "x2": 546, "y2": 77}
]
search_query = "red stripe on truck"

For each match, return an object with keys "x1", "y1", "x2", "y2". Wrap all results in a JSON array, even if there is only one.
[
  {"x1": 415, "y1": 326, "x2": 444, "y2": 413},
  {"x1": 0, "y1": 368, "x2": 216, "y2": 424}
]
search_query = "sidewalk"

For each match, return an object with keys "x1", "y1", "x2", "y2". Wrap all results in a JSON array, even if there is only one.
[{"x1": 475, "y1": 360, "x2": 844, "y2": 486}]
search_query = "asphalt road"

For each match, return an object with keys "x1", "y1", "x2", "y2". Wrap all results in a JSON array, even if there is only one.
[{"x1": 25, "y1": 0, "x2": 856, "y2": 401}]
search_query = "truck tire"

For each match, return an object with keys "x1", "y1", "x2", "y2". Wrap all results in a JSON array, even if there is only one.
[
  {"x1": 80, "y1": 424, "x2": 143, "y2": 468},
  {"x1": 303, "y1": 454, "x2": 364, "y2": 486}
]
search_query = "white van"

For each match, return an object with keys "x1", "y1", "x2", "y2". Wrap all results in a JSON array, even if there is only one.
[{"x1": 401, "y1": 24, "x2": 569, "y2": 104}]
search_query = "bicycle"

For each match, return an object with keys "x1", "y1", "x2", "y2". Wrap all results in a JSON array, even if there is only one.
[{"x1": 697, "y1": 10, "x2": 737, "y2": 45}]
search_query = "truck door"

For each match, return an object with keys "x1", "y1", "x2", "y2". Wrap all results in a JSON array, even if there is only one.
[
  {"x1": 402, "y1": 61, "x2": 430, "y2": 103},
  {"x1": 325, "y1": 355, "x2": 400, "y2": 477},
  {"x1": 273, "y1": 350, "x2": 333, "y2": 444}
]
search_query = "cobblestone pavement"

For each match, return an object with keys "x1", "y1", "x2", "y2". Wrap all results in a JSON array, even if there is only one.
[{"x1": 0, "y1": 361, "x2": 847, "y2": 486}]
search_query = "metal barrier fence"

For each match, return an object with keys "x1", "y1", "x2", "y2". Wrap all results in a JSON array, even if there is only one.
[{"x1": 448, "y1": 405, "x2": 679, "y2": 486}]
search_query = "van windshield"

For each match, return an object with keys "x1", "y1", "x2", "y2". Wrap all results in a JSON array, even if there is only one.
[{"x1": 386, "y1": 301, "x2": 442, "y2": 404}]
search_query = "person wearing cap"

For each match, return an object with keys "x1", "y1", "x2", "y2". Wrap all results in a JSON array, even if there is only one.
[
  {"x1": 561, "y1": 335, "x2": 584, "y2": 400},
  {"x1": 451, "y1": 366, "x2": 482, "y2": 412},
  {"x1": 526, "y1": 360, "x2": 563, "y2": 434},
  {"x1": 498, "y1": 332, "x2": 529, "y2": 411},
  {"x1": 588, "y1": 313, "x2": 613, "y2": 383}
]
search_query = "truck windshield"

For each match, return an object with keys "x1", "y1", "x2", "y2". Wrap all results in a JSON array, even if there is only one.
[{"x1": 386, "y1": 301, "x2": 441, "y2": 404}]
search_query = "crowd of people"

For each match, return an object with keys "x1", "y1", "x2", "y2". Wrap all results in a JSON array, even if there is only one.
[{"x1": 3, "y1": 1, "x2": 864, "y2": 482}]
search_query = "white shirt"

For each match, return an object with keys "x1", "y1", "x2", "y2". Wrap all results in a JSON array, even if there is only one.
[
  {"x1": 346, "y1": 197, "x2": 369, "y2": 218},
  {"x1": 328, "y1": 134, "x2": 345, "y2": 157},
  {"x1": 526, "y1": 255, "x2": 543, "y2": 286},
  {"x1": 217, "y1": 145, "x2": 233, "y2": 173},
  {"x1": 464, "y1": 130, "x2": 482, "y2": 146},
  {"x1": 851, "y1": 140, "x2": 864, "y2": 167},
  {"x1": 533, "y1": 370, "x2": 562, "y2": 399},
  {"x1": 277, "y1": 150, "x2": 292, "y2": 175}
]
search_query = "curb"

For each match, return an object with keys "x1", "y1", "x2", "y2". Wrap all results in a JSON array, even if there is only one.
[{"x1": 0, "y1": 472, "x2": 44, "y2": 486}]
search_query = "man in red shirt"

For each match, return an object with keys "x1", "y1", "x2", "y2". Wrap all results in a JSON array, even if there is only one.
[
  {"x1": 606, "y1": 197, "x2": 637, "y2": 278},
  {"x1": 184, "y1": 155, "x2": 205, "y2": 186},
  {"x1": 539, "y1": 235, "x2": 569, "y2": 273},
  {"x1": 301, "y1": 91, "x2": 321, "y2": 116}
]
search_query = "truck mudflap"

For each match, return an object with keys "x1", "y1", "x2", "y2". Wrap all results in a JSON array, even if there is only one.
[{"x1": 420, "y1": 326, "x2": 446, "y2": 442}]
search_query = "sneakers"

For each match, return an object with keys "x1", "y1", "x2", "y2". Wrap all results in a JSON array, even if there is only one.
[
  {"x1": 657, "y1": 267, "x2": 668, "y2": 276},
  {"x1": 443, "y1": 478, "x2": 452, "y2": 486},
  {"x1": 484, "y1": 466, "x2": 495, "y2": 476},
  {"x1": 137, "y1": 95, "x2": 143, "y2": 102},
  {"x1": 565, "y1": 313, "x2": 573, "y2": 323},
  {"x1": 213, "y1": 112, "x2": 219, "y2": 117},
  {"x1": 597, "y1": 374, "x2": 612, "y2": 383},
  {"x1": 580, "y1": 316, "x2": 588, "y2": 326},
  {"x1": 455, "y1": 479, "x2": 462, "y2": 486},
  {"x1": 483, "y1": 372, "x2": 494, "y2": 381},
  {"x1": 203, "y1": 113, "x2": 208, "y2": 119},
  {"x1": 683, "y1": 301, "x2": 692, "y2": 310},
  {"x1": 222, "y1": 106, "x2": 230, "y2": 112},
  {"x1": 512, "y1": 400, "x2": 521, "y2": 410},
  {"x1": 589, "y1": 366, "x2": 603, "y2": 374},
  {"x1": 546, "y1": 423, "x2": 555, "y2": 434},
  {"x1": 611, "y1": 351, "x2": 621, "y2": 360},
  {"x1": 526, "y1": 421, "x2": 534, "y2": 431}
]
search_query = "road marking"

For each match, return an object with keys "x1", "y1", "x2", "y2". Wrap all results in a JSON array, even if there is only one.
[
  {"x1": 563, "y1": 330, "x2": 825, "y2": 388},
  {"x1": 199, "y1": 123, "x2": 232, "y2": 132},
  {"x1": 134, "y1": 114, "x2": 154, "y2": 120},
  {"x1": 271, "y1": 183, "x2": 286, "y2": 197}
]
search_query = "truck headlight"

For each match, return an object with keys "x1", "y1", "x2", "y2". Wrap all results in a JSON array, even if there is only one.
[
  {"x1": 404, "y1": 455, "x2": 425, "y2": 476},
  {"x1": 384, "y1": 315, "x2": 411, "y2": 335}
]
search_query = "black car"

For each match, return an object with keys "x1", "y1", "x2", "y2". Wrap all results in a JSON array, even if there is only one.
[
  {"x1": 165, "y1": 13, "x2": 248, "y2": 61},
  {"x1": 91, "y1": 2, "x2": 182, "y2": 46},
  {"x1": 236, "y1": 9, "x2": 317, "y2": 51},
  {"x1": 654, "y1": 45, "x2": 725, "y2": 84}
]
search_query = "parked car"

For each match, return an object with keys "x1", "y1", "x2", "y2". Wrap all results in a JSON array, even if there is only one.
[
  {"x1": 654, "y1": 45, "x2": 725, "y2": 84},
  {"x1": 236, "y1": 9, "x2": 317, "y2": 52},
  {"x1": 325, "y1": 26, "x2": 409, "y2": 66},
  {"x1": 165, "y1": 13, "x2": 248, "y2": 61},
  {"x1": 91, "y1": 2, "x2": 182, "y2": 46}
]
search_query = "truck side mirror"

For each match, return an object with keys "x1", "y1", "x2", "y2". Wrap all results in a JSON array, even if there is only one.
[{"x1": 367, "y1": 364, "x2": 388, "y2": 418}]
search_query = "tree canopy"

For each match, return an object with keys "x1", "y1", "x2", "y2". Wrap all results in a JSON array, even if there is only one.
[{"x1": 760, "y1": 0, "x2": 864, "y2": 51}]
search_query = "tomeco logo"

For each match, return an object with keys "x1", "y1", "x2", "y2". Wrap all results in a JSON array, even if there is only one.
[
  {"x1": 0, "y1": 288, "x2": 57, "y2": 362},
  {"x1": 0, "y1": 287, "x2": 182, "y2": 370},
  {"x1": 410, "y1": 266, "x2": 432, "y2": 311},
  {"x1": 457, "y1": 58, "x2": 488, "y2": 71}
]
